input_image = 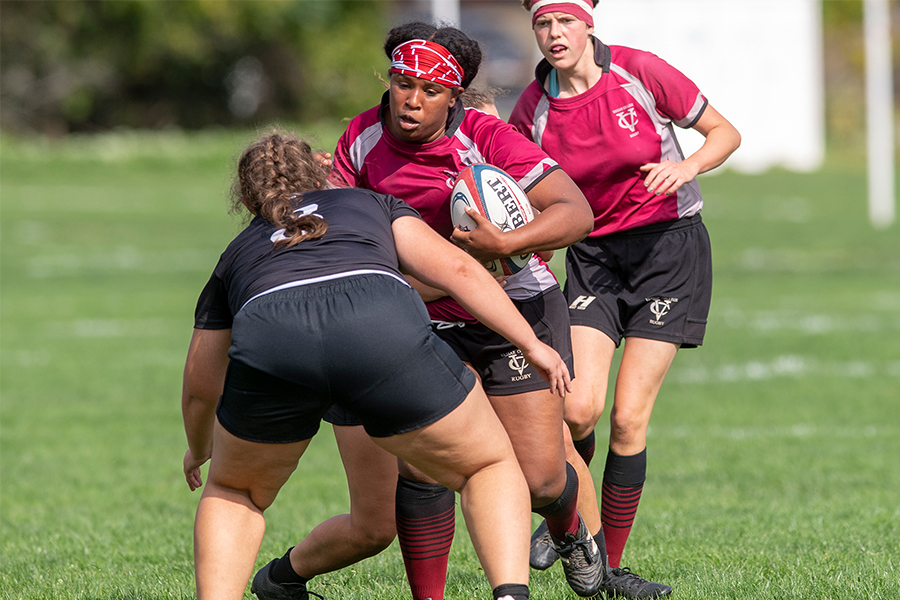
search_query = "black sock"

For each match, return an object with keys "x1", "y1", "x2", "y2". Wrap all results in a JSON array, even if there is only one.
[
  {"x1": 573, "y1": 430, "x2": 596, "y2": 466},
  {"x1": 269, "y1": 547, "x2": 309, "y2": 585},
  {"x1": 493, "y1": 583, "x2": 529, "y2": 599}
]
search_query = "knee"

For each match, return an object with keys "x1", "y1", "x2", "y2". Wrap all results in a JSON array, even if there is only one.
[
  {"x1": 357, "y1": 525, "x2": 396, "y2": 555},
  {"x1": 564, "y1": 391, "x2": 605, "y2": 437},
  {"x1": 531, "y1": 462, "x2": 578, "y2": 515},
  {"x1": 609, "y1": 408, "x2": 648, "y2": 445},
  {"x1": 565, "y1": 400, "x2": 603, "y2": 439},
  {"x1": 351, "y1": 513, "x2": 396, "y2": 555}
]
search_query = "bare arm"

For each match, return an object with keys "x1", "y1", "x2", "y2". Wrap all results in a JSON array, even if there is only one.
[
  {"x1": 181, "y1": 327, "x2": 231, "y2": 490},
  {"x1": 393, "y1": 216, "x2": 571, "y2": 396},
  {"x1": 450, "y1": 168, "x2": 593, "y2": 263},
  {"x1": 640, "y1": 104, "x2": 741, "y2": 196}
]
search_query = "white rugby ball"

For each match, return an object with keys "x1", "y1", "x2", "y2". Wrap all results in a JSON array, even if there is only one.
[{"x1": 450, "y1": 163, "x2": 534, "y2": 276}]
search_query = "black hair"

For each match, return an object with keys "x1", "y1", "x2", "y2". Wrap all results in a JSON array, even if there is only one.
[{"x1": 383, "y1": 21, "x2": 482, "y2": 89}]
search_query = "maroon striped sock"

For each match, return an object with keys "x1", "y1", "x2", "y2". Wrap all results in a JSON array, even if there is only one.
[
  {"x1": 600, "y1": 449, "x2": 647, "y2": 569},
  {"x1": 396, "y1": 476, "x2": 456, "y2": 600}
]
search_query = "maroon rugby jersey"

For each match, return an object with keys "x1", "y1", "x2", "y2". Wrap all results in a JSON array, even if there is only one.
[
  {"x1": 510, "y1": 39, "x2": 707, "y2": 237},
  {"x1": 330, "y1": 94, "x2": 561, "y2": 322}
]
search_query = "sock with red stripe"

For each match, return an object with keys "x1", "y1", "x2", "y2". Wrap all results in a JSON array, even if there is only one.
[
  {"x1": 396, "y1": 476, "x2": 456, "y2": 600},
  {"x1": 572, "y1": 429, "x2": 596, "y2": 466},
  {"x1": 533, "y1": 462, "x2": 581, "y2": 540},
  {"x1": 601, "y1": 448, "x2": 646, "y2": 569}
]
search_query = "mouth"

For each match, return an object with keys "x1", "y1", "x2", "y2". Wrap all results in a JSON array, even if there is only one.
[
  {"x1": 549, "y1": 44, "x2": 568, "y2": 58},
  {"x1": 397, "y1": 113, "x2": 419, "y2": 130}
]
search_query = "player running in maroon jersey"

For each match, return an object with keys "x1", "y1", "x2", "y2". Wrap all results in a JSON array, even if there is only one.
[{"x1": 511, "y1": 1, "x2": 741, "y2": 597}]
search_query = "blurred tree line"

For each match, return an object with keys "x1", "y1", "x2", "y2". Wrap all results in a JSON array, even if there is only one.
[
  {"x1": 0, "y1": 0, "x2": 391, "y2": 135},
  {"x1": 1, "y1": 0, "x2": 896, "y2": 139}
]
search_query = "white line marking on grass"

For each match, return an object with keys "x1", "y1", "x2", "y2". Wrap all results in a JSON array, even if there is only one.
[
  {"x1": 716, "y1": 307, "x2": 899, "y2": 334},
  {"x1": 670, "y1": 355, "x2": 895, "y2": 383},
  {"x1": 654, "y1": 423, "x2": 892, "y2": 441},
  {"x1": 43, "y1": 318, "x2": 178, "y2": 338},
  {"x1": 27, "y1": 248, "x2": 217, "y2": 278}
]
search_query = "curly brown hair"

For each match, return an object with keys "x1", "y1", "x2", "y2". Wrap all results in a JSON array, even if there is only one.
[{"x1": 232, "y1": 131, "x2": 329, "y2": 247}]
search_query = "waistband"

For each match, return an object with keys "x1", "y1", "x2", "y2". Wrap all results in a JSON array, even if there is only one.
[
  {"x1": 241, "y1": 270, "x2": 409, "y2": 311},
  {"x1": 591, "y1": 213, "x2": 703, "y2": 241}
]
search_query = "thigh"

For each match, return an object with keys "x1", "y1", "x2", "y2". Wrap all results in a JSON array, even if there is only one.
[
  {"x1": 372, "y1": 383, "x2": 514, "y2": 494},
  {"x1": 206, "y1": 419, "x2": 310, "y2": 511},
  {"x1": 610, "y1": 337, "x2": 679, "y2": 453},
  {"x1": 334, "y1": 425, "x2": 397, "y2": 524},
  {"x1": 488, "y1": 389, "x2": 566, "y2": 487},
  {"x1": 565, "y1": 325, "x2": 617, "y2": 435}
]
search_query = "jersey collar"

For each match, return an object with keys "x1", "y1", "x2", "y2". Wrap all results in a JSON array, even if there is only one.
[{"x1": 534, "y1": 36, "x2": 610, "y2": 85}]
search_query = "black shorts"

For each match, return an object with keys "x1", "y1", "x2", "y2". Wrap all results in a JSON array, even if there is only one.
[
  {"x1": 564, "y1": 214, "x2": 712, "y2": 348},
  {"x1": 433, "y1": 286, "x2": 574, "y2": 396},
  {"x1": 217, "y1": 274, "x2": 476, "y2": 443},
  {"x1": 323, "y1": 286, "x2": 573, "y2": 426}
]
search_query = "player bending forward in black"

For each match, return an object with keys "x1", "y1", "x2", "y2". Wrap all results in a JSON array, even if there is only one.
[{"x1": 181, "y1": 131, "x2": 573, "y2": 600}]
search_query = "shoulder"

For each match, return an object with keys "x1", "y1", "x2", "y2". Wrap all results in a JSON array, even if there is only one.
[
  {"x1": 610, "y1": 45, "x2": 692, "y2": 84},
  {"x1": 340, "y1": 105, "x2": 381, "y2": 139},
  {"x1": 510, "y1": 81, "x2": 545, "y2": 129}
]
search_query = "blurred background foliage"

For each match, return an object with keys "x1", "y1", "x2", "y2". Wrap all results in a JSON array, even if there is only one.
[
  {"x1": 0, "y1": 0, "x2": 897, "y2": 146},
  {"x1": 0, "y1": 0, "x2": 389, "y2": 134}
]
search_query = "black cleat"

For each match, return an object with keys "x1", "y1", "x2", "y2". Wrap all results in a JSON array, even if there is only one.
[
  {"x1": 551, "y1": 516, "x2": 605, "y2": 597},
  {"x1": 602, "y1": 567, "x2": 672, "y2": 598},
  {"x1": 250, "y1": 559, "x2": 323, "y2": 600},
  {"x1": 529, "y1": 519, "x2": 560, "y2": 570}
]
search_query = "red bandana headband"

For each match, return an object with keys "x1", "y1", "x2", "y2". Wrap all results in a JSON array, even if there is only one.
[
  {"x1": 389, "y1": 39, "x2": 464, "y2": 89},
  {"x1": 530, "y1": 0, "x2": 594, "y2": 27}
]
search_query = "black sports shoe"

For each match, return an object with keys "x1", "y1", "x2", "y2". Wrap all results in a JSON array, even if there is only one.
[
  {"x1": 250, "y1": 559, "x2": 323, "y2": 600},
  {"x1": 529, "y1": 519, "x2": 560, "y2": 570},
  {"x1": 550, "y1": 516, "x2": 605, "y2": 597},
  {"x1": 602, "y1": 567, "x2": 672, "y2": 598}
]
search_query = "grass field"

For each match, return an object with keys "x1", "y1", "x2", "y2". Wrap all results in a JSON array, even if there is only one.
[{"x1": 1, "y1": 128, "x2": 898, "y2": 600}]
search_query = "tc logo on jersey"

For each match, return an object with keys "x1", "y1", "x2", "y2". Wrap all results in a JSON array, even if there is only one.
[
  {"x1": 504, "y1": 350, "x2": 532, "y2": 382},
  {"x1": 613, "y1": 104, "x2": 640, "y2": 138},
  {"x1": 646, "y1": 296, "x2": 678, "y2": 325},
  {"x1": 569, "y1": 295, "x2": 597, "y2": 311}
]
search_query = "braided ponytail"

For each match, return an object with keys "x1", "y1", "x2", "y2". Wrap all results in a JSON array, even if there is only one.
[{"x1": 233, "y1": 131, "x2": 329, "y2": 247}]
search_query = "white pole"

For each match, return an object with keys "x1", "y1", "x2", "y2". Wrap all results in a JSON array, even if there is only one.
[
  {"x1": 431, "y1": 0, "x2": 460, "y2": 25},
  {"x1": 864, "y1": 0, "x2": 896, "y2": 229}
]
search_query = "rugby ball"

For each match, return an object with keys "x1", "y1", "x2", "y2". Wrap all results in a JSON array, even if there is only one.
[{"x1": 450, "y1": 164, "x2": 534, "y2": 276}]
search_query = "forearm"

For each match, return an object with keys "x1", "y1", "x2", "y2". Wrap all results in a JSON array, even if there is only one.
[
  {"x1": 683, "y1": 105, "x2": 741, "y2": 176},
  {"x1": 495, "y1": 200, "x2": 592, "y2": 256},
  {"x1": 182, "y1": 390, "x2": 216, "y2": 462},
  {"x1": 180, "y1": 327, "x2": 231, "y2": 462},
  {"x1": 441, "y1": 260, "x2": 540, "y2": 352},
  {"x1": 682, "y1": 124, "x2": 741, "y2": 176},
  {"x1": 405, "y1": 274, "x2": 449, "y2": 303}
]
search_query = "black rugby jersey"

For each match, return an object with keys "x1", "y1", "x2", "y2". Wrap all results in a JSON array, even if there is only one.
[{"x1": 194, "y1": 188, "x2": 421, "y2": 329}]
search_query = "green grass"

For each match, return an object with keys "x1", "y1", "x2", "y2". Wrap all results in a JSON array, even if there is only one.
[{"x1": 2, "y1": 128, "x2": 898, "y2": 599}]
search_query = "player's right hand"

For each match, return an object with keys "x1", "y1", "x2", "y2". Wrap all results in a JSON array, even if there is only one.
[{"x1": 521, "y1": 341, "x2": 572, "y2": 398}]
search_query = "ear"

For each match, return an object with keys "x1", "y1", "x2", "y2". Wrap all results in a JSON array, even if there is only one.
[{"x1": 448, "y1": 86, "x2": 464, "y2": 107}]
